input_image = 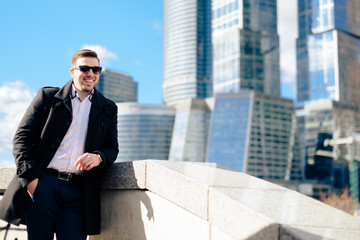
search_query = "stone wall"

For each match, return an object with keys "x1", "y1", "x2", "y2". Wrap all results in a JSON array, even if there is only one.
[{"x1": 1, "y1": 161, "x2": 360, "y2": 240}]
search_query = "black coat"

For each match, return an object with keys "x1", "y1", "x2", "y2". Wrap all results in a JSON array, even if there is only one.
[{"x1": 0, "y1": 80, "x2": 118, "y2": 235}]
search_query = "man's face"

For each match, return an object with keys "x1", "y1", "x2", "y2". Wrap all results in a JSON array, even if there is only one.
[{"x1": 70, "y1": 57, "x2": 100, "y2": 94}]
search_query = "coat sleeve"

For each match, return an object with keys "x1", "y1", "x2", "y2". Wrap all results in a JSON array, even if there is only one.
[
  {"x1": 13, "y1": 88, "x2": 53, "y2": 187},
  {"x1": 93, "y1": 103, "x2": 119, "y2": 169}
]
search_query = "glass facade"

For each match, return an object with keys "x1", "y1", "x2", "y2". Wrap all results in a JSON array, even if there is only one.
[
  {"x1": 97, "y1": 69, "x2": 137, "y2": 103},
  {"x1": 298, "y1": 0, "x2": 360, "y2": 37},
  {"x1": 206, "y1": 94, "x2": 251, "y2": 172},
  {"x1": 163, "y1": 0, "x2": 212, "y2": 106},
  {"x1": 116, "y1": 103, "x2": 175, "y2": 161},
  {"x1": 296, "y1": 100, "x2": 360, "y2": 191},
  {"x1": 169, "y1": 99, "x2": 210, "y2": 162},
  {"x1": 162, "y1": 0, "x2": 303, "y2": 184},
  {"x1": 212, "y1": 0, "x2": 280, "y2": 96},
  {"x1": 296, "y1": 0, "x2": 360, "y2": 106},
  {"x1": 206, "y1": 91, "x2": 296, "y2": 180}
]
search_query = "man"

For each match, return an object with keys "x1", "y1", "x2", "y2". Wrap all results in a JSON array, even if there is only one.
[{"x1": 0, "y1": 49, "x2": 119, "y2": 239}]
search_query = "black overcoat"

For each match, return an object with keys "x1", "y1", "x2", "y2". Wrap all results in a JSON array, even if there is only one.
[{"x1": 0, "y1": 80, "x2": 119, "y2": 235}]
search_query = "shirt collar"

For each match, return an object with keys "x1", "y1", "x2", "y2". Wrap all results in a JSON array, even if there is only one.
[{"x1": 71, "y1": 84, "x2": 94, "y2": 102}]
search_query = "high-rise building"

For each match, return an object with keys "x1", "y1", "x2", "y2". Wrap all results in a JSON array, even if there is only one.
[
  {"x1": 296, "y1": 0, "x2": 360, "y2": 106},
  {"x1": 163, "y1": 0, "x2": 300, "y2": 182},
  {"x1": 295, "y1": 0, "x2": 360, "y2": 199},
  {"x1": 116, "y1": 103, "x2": 175, "y2": 162},
  {"x1": 163, "y1": 0, "x2": 212, "y2": 106},
  {"x1": 98, "y1": 68, "x2": 138, "y2": 103},
  {"x1": 169, "y1": 99, "x2": 211, "y2": 162},
  {"x1": 206, "y1": 91, "x2": 299, "y2": 181},
  {"x1": 296, "y1": 100, "x2": 360, "y2": 191},
  {"x1": 212, "y1": 0, "x2": 280, "y2": 96}
]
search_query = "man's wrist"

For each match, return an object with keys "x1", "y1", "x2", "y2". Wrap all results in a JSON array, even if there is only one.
[{"x1": 95, "y1": 153, "x2": 103, "y2": 165}]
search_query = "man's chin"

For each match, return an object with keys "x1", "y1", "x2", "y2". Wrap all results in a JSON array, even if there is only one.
[
  {"x1": 81, "y1": 86, "x2": 94, "y2": 93},
  {"x1": 82, "y1": 83, "x2": 95, "y2": 91}
]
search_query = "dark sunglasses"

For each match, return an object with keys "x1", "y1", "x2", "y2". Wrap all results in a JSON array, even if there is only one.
[{"x1": 74, "y1": 65, "x2": 103, "y2": 75}]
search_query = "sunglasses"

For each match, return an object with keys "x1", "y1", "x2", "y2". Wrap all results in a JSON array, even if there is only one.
[{"x1": 74, "y1": 65, "x2": 103, "y2": 75}]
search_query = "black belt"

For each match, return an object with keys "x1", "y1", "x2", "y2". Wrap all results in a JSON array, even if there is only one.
[{"x1": 46, "y1": 168, "x2": 82, "y2": 182}]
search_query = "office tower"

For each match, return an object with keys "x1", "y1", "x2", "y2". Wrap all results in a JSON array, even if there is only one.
[
  {"x1": 169, "y1": 99, "x2": 211, "y2": 162},
  {"x1": 116, "y1": 103, "x2": 175, "y2": 161},
  {"x1": 163, "y1": 0, "x2": 300, "y2": 182},
  {"x1": 296, "y1": 100, "x2": 360, "y2": 191},
  {"x1": 163, "y1": 0, "x2": 212, "y2": 106},
  {"x1": 296, "y1": 0, "x2": 360, "y2": 199},
  {"x1": 206, "y1": 91, "x2": 298, "y2": 180},
  {"x1": 97, "y1": 69, "x2": 138, "y2": 103},
  {"x1": 296, "y1": 0, "x2": 360, "y2": 106},
  {"x1": 212, "y1": 0, "x2": 280, "y2": 96}
]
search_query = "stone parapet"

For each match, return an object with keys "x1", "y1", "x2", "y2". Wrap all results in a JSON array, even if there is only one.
[{"x1": 1, "y1": 160, "x2": 360, "y2": 239}]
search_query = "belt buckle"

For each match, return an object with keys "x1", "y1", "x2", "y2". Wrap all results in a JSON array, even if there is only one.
[{"x1": 57, "y1": 172, "x2": 72, "y2": 181}]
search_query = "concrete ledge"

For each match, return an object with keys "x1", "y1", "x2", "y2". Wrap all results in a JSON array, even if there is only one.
[
  {"x1": 101, "y1": 160, "x2": 360, "y2": 240},
  {"x1": 102, "y1": 160, "x2": 146, "y2": 189},
  {"x1": 0, "y1": 168, "x2": 15, "y2": 194},
  {"x1": 0, "y1": 219, "x2": 26, "y2": 240},
  {"x1": 1, "y1": 160, "x2": 360, "y2": 239}
]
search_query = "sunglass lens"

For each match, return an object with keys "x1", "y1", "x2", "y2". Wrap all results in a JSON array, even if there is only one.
[
  {"x1": 79, "y1": 66, "x2": 91, "y2": 72},
  {"x1": 93, "y1": 67, "x2": 102, "y2": 74},
  {"x1": 78, "y1": 66, "x2": 102, "y2": 74}
]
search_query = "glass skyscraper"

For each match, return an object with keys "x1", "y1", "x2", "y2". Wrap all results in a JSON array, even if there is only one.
[
  {"x1": 206, "y1": 91, "x2": 298, "y2": 180},
  {"x1": 295, "y1": 0, "x2": 360, "y2": 199},
  {"x1": 98, "y1": 69, "x2": 137, "y2": 103},
  {"x1": 296, "y1": 100, "x2": 360, "y2": 191},
  {"x1": 163, "y1": 0, "x2": 300, "y2": 181},
  {"x1": 296, "y1": 0, "x2": 360, "y2": 106},
  {"x1": 163, "y1": 0, "x2": 212, "y2": 106},
  {"x1": 212, "y1": 0, "x2": 280, "y2": 96},
  {"x1": 169, "y1": 99, "x2": 211, "y2": 162},
  {"x1": 116, "y1": 103, "x2": 176, "y2": 161}
]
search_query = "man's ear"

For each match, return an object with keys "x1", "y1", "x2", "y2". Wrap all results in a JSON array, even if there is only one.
[{"x1": 69, "y1": 68, "x2": 74, "y2": 77}]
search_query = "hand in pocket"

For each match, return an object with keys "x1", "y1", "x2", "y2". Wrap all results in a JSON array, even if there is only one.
[{"x1": 26, "y1": 178, "x2": 39, "y2": 198}]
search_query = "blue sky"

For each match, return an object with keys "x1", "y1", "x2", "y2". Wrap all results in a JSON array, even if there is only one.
[
  {"x1": 0, "y1": 0, "x2": 297, "y2": 166},
  {"x1": 0, "y1": 0, "x2": 164, "y2": 104}
]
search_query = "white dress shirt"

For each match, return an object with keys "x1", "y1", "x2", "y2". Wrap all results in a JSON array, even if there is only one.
[{"x1": 47, "y1": 85, "x2": 93, "y2": 173}]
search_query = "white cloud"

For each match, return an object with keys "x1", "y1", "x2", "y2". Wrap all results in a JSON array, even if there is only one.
[
  {"x1": 81, "y1": 44, "x2": 118, "y2": 65},
  {"x1": 0, "y1": 81, "x2": 35, "y2": 155},
  {"x1": 277, "y1": 0, "x2": 298, "y2": 84}
]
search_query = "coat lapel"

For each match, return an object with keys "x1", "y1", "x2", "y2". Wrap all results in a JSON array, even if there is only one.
[
  {"x1": 54, "y1": 80, "x2": 73, "y2": 114},
  {"x1": 88, "y1": 88, "x2": 107, "y2": 128}
]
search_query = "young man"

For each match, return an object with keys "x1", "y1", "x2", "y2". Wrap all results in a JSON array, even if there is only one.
[{"x1": 0, "y1": 49, "x2": 119, "y2": 239}]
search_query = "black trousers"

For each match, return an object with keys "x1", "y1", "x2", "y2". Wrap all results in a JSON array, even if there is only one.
[{"x1": 26, "y1": 173, "x2": 87, "y2": 240}]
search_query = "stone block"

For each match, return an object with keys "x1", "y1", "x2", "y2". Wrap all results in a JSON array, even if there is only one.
[
  {"x1": 145, "y1": 160, "x2": 209, "y2": 220},
  {"x1": 209, "y1": 187, "x2": 280, "y2": 239},
  {"x1": 146, "y1": 160, "x2": 284, "y2": 190},
  {"x1": 280, "y1": 225, "x2": 360, "y2": 240},
  {"x1": 0, "y1": 168, "x2": 15, "y2": 193},
  {"x1": 102, "y1": 161, "x2": 146, "y2": 190},
  {"x1": 0, "y1": 219, "x2": 27, "y2": 240},
  {"x1": 91, "y1": 190, "x2": 210, "y2": 240},
  {"x1": 212, "y1": 187, "x2": 360, "y2": 229}
]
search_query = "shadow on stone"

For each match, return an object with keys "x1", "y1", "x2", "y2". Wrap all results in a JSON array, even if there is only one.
[{"x1": 90, "y1": 161, "x2": 154, "y2": 240}]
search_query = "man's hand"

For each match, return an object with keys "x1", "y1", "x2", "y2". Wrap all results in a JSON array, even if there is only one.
[
  {"x1": 27, "y1": 178, "x2": 39, "y2": 198},
  {"x1": 74, "y1": 153, "x2": 102, "y2": 171}
]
